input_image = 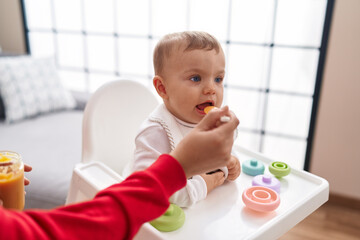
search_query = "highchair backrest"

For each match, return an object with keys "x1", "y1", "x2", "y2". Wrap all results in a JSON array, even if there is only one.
[{"x1": 81, "y1": 80, "x2": 159, "y2": 176}]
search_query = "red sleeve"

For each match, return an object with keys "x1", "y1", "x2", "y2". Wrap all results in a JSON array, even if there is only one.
[{"x1": 0, "y1": 154, "x2": 186, "y2": 240}]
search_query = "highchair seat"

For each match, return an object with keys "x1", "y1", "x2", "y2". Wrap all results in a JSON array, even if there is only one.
[{"x1": 66, "y1": 79, "x2": 162, "y2": 240}]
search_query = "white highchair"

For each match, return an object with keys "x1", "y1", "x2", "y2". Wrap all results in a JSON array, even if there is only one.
[
  {"x1": 66, "y1": 80, "x2": 330, "y2": 239},
  {"x1": 66, "y1": 79, "x2": 165, "y2": 239}
]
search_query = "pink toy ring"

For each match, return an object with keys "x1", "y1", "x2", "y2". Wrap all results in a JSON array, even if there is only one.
[{"x1": 242, "y1": 186, "x2": 280, "y2": 212}]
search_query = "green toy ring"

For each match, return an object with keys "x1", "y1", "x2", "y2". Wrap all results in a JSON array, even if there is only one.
[
  {"x1": 150, "y1": 204, "x2": 185, "y2": 232},
  {"x1": 269, "y1": 161, "x2": 291, "y2": 178}
]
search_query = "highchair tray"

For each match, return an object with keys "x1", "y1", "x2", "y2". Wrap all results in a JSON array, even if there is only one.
[{"x1": 66, "y1": 145, "x2": 329, "y2": 240}]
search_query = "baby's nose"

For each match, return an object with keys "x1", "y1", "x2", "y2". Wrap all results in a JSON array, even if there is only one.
[{"x1": 203, "y1": 82, "x2": 216, "y2": 94}]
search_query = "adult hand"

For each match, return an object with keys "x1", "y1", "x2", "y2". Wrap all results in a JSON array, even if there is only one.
[
  {"x1": 171, "y1": 106, "x2": 239, "y2": 178},
  {"x1": 24, "y1": 164, "x2": 32, "y2": 186}
]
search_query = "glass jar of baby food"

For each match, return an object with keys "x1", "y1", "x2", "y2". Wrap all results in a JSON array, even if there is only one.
[{"x1": 0, "y1": 151, "x2": 25, "y2": 210}]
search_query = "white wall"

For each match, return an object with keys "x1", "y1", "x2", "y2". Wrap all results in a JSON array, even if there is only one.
[
  {"x1": 0, "y1": 0, "x2": 26, "y2": 53},
  {"x1": 310, "y1": 0, "x2": 360, "y2": 200}
]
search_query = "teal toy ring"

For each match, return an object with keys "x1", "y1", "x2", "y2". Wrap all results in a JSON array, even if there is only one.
[
  {"x1": 150, "y1": 204, "x2": 185, "y2": 232},
  {"x1": 242, "y1": 159, "x2": 265, "y2": 176},
  {"x1": 269, "y1": 161, "x2": 291, "y2": 177}
]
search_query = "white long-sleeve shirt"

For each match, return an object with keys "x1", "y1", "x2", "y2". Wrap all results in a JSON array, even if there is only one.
[
  {"x1": 132, "y1": 104, "x2": 234, "y2": 207},
  {"x1": 132, "y1": 105, "x2": 207, "y2": 207}
]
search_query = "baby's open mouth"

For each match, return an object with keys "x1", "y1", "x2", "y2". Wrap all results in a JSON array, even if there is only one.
[{"x1": 196, "y1": 101, "x2": 214, "y2": 111}]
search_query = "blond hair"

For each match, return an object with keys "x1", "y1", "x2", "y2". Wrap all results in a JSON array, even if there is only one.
[{"x1": 153, "y1": 31, "x2": 222, "y2": 75}]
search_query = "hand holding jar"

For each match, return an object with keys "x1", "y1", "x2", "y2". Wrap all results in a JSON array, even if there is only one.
[{"x1": 0, "y1": 151, "x2": 32, "y2": 210}]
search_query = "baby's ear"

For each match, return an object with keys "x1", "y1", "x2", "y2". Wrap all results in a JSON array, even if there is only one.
[{"x1": 153, "y1": 76, "x2": 168, "y2": 99}]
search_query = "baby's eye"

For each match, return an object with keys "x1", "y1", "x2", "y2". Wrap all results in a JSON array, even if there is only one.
[
  {"x1": 215, "y1": 77, "x2": 223, "y2": 83},
  {"x1": 190, "y1": 76, "x2": 201, "y2": 82}
]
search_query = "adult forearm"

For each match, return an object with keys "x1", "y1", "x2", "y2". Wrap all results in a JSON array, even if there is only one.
[{"x1": 0, "y1": 154, "x2": 186, "y2": 240}]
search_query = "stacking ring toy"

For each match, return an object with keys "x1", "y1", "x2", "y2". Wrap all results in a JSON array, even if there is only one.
[
  {"x1": 252, "y1": 174, "x2": 281, "y2": 193},
  {"x1": 242, "y1": 186, "x2": 280, "y2": 212},
  {"x1": 269, "y1": 161, "x2": 291, "y2": 178},
  {"x1": 150, "y1": 204, "x2": 185, "y2": 232},
  {"x1": 242, "y1": 159, "x2": 265, "y2": 176}
]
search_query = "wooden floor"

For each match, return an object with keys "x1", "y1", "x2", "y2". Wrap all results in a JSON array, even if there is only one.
[{"x1": 279, "y1": 201, "x2": 360, "y2": 240}]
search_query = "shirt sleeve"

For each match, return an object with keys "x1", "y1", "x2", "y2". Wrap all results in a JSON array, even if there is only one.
[
  {"x1": 0, "y1": 154, "x2": 186, "y2": 240},
  {"x1": 133, "y1": 121, "x2": 207, "y2": 208},
  {"x1": 169, "y1": 175, "x2": 207, "y2": 207},
  {"x1": 133, "y1": 121, "x2": 171, "y2": 172}
]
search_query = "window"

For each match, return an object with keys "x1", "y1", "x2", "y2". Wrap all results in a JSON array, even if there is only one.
[{"x1": 22, "y1": 0, "x2": 334, "y2": 170}]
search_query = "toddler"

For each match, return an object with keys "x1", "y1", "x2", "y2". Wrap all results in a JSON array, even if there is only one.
[{"x1": 132, "y1": 31, "x2": 241, "y2": 207}]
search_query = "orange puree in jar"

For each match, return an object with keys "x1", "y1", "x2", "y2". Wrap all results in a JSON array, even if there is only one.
[{"x1": 0, "y1": 151, "x2": 25, "y2": 210}]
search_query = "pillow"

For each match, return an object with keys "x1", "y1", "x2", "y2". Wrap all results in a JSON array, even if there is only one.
[
  {"x1": 0, "y1": 56, "x2": 76, "y2": 123},
  {"x1": 71, "y1": 90, "x2": 91, "y2": 110}
]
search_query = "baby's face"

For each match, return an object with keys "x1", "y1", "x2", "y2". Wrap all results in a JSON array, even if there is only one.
[{"x1": 161, "y1": 47, "x2": 225, "y2": 124}]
